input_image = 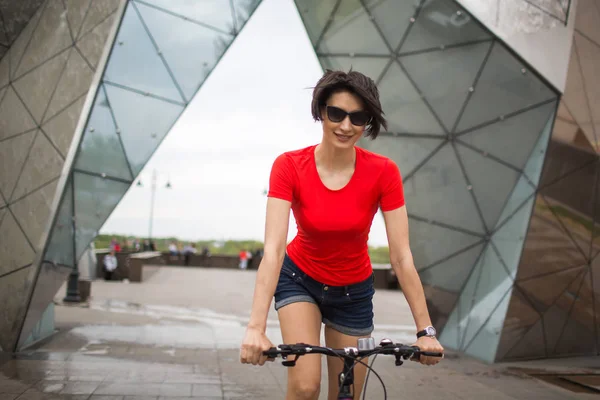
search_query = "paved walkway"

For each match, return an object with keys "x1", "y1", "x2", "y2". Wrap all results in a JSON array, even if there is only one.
[{"x1": 1, "y1": 266, "x2": 598, "y2": 399}]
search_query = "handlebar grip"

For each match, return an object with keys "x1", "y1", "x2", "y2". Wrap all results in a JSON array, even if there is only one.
[
  {"x1": 421, "y1": 351, "x2": 443, "y2": 357},
  {"x1": 263, "y1": 347, "x2": 280, "y2": 358}
]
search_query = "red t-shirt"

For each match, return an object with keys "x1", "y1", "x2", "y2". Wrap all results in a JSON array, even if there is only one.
[{"x1": 268, "y1": 145, "x2": 405, "y2": 286}]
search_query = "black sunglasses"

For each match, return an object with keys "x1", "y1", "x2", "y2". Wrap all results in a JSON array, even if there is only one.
[{"x1": 326, "y1": 105, "x2": 370, "y2": 126}]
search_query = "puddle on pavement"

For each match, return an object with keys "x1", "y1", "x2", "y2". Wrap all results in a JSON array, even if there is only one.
[{"x1": 70, "y1": 298, "x2": 414, "y2": 351}]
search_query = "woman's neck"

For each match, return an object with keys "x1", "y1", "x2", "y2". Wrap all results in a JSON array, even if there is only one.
[{"x1": 314, "y1": 142, "x2": 356, "y2": 171}]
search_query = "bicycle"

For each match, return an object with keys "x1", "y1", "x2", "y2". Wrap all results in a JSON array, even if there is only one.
[{"x1": 264, "y1": 337, "x2": 443, "y2": 400}]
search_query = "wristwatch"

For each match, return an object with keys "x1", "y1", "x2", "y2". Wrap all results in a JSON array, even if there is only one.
[{"x1": 416, "y1": 325, "x2": 437, "y2": 339}]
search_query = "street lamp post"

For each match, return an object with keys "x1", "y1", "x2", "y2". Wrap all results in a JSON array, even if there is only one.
[{"x1": 137, "y1": 169, "x2": 171, "y2": 243}]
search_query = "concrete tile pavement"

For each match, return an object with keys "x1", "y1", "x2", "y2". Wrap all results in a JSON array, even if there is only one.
[{"x1": 0, "y1": 266, "x2": 597, "y2": 399}]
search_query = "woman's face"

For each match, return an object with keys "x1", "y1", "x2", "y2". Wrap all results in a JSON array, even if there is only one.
[{"x1": 320, "y1": 91, "x2": 368, "y2": 150}]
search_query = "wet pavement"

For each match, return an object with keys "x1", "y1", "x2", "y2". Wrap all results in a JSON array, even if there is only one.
[{"x1": 1, "y1": 266, "x2": 598, "y2": 399}]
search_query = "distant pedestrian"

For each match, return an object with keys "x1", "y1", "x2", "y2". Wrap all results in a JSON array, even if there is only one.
[
  {"x1": 103, "y1": 250, "x2": 118, "y2": 281},
  {"x1": 239, "y1": 249, "x2": 248, "y2": 270}
]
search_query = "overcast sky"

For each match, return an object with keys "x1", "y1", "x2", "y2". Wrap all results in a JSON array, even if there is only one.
[{"x1": 100, "y1": 0, "x2": 390, "y2": 246}]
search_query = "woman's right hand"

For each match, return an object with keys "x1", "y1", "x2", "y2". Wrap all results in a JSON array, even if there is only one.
[{"x1": 240, "y1": 326, "x2": 274, "y2": 366}]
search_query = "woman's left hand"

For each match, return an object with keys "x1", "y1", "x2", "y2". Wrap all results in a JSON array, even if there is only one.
[{"x1": 412, "y1": 336, "x2": 444, "y2": 366}]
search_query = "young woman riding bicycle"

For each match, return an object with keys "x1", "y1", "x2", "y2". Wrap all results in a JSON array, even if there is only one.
[{"x1": 240, "y1": 69, "x2": 444, "y2": 400}]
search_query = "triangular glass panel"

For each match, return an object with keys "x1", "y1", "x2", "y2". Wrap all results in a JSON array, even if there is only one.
[
  {"x1": 12, "y1": 49, "x2": 70, "y2": 124},
  {"x1": 42, "y1": 97, "x2": 86, "y2": 156},
  {"x1": 459, "y1": 102, "x2": 556, "y2": 170},
  {"x1": 73, "y1": 172, "x2": 129, "y2": 260},
  {"x1": 562, "y1": 39, "x2": 596, "y2": 150},
  {"x1": 0, "y1": 87, "x2": 37, "y2": 141},
  {"x1": 104, "y1": 84, "x2": 184, "y2": 175},
  {"x1": 456, "y1": 42, "x2": 557, "y2": 132},
  {"x1": 456, "y1": 143, "x2": 521, "y2": 231},
  {"x1": 0, "y1": 211, "x2": 36, "y2": 276},
  {"x1": 136, "y1": 2, "x2": 235, "y2": 102},
  {"x1": 405, "y1": 143, "x2": 486, "y2": 233},
  {"x1": 454, "y1": 250, "x2": 484, "y2": 350},
  {"x1": 10, "y1": 180, "x2": 59, "y2": 249},
  {"x1": 104, "y1": 3, "x2": 183, "y2": 103},
  {"x1": 439, "y1": 305, "x2": 460, "y2": 349},
  {"x1": 365, "y1": 0, "x2": 417, "y2": 51},
  {"x1": 539, "y1": 160, "x2": 597, "y2": 259},
  {"x1": 378, "y1": 62, "x2": 445, "y2": 135},
  {"x1": 232, "y1": 0, "x2": 262, "y2": 33},
  {"x1": 8, "y1": 3, "x2": 43, "y2": 79},
  {"x1": 0, "y1": 266, "x2": 32, "y2": 352},
  {"x1": 78, "y1": 0, "x2": 120, "y2": 39},
  {"x1": 419, "y1": 242, "x2": 485, "y2": 292},
  {"x1": 319, "y1": 56, "x2": 389, "y2": 82},
  {"x1": 140, "y1": 0, "x2": 236, "y2": 34},
  {"x1": 465, "y1": 286, "x2": 513, "y2": 363},
  {"x1": 65, "y1": 0, "x2": 92, "y2": 40},
  {"x1": 400, "y1": 0, "x2": 491, "y2": 54},
  {"x1": 523, "y1": 111, "x2": 555, "y2": 185},
  {"x1": 401, "y1": 41, "x2": 491, "y2": 132},
  {"x1": 17, "y1": 262, "x2": 72, "y2": 349},
  {"x1": 494, "y1": 175, "x2": 535, "y2": 230},
  {"x1": 492, "y1": 196, "x2": 535, "y2": 279},
  {"x1": 549, "y1": 270, "x2": 596, "y2": 355},
  {"x1": 44, "y1": 178, "x2": 74, "y2": 267},
  {"x1": 0, "y1": 130, "x2": 37, "y2": 198},
  {"x1": 591, "y1": 255, "x2": 600, "y2": 345},
  {"x1": 573, "y1": 33, "x2": 600, "y2": 151},
  {"x1": 552, "y1": 270, "x2": 597, "y2": 355},
  {"x1": 75, "y1": 85, "x2": 133, "y2": 181},
  {"x1": 517, "y1": 196, "x2": 589, "y2": 281},
  {"x1": 462, "y1": 247, "x2": 514, "y2": 348},
  {"x1": 407, "y1": 217, "x2": 482, "y2": 267},
  {"x1": 317, "y1": 0, "x2": 389, "y2": 55},
  {"x1": 295, "y1": 0, "x2": 337, "y2": 46},
  {"x1": 503, "y1": 318, "x2": 546, "y2": 360},
  {"x1": 553, "y1": 101, "x2": 596, "y2": 153},
  {"x1": 496, "y1": 288, "x2": 542, "y2": 360},
  {"x1": 575, "y1": 0, "x2": 600, "y2": 46},
  {"x1": 359, "y1": 136, "x2": 444, "y2": 178},
  {"x1": 592, "y1": 166, "x2": 600, "y2": 260},
  {"x1": 519, "y1": 265, "x2": 586, "y2": 316},
  {"x1": 15, "y1": 0, "x2": 72, "y2": 78},
  {"x1": 11, "y1": 132, "x2": 64, "y2": 201},
  {"x1": 43, "y1": 46, "x2": 94, "y2": 123}
]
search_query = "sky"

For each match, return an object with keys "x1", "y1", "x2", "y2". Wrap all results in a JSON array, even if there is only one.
[{"x1": 100, "y1": 0, "x2": 390, "y2": 246}]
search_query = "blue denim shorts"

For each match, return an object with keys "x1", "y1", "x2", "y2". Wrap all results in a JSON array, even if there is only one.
[{"x1": 274, "y1": 254, "x2": 375, "y2": 336}]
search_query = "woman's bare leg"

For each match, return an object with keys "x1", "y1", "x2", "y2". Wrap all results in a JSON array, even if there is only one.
[
  {"x1": 278, "y1": 302, "x2": 323, "y2": 400},
  {"x1": 324, "y1": 325, "x2": 370, "y2": 400}
]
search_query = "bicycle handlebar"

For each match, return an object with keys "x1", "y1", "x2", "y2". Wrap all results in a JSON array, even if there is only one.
[{"x1": 263, "y1": 342, "x2": 443, "y2": 366}]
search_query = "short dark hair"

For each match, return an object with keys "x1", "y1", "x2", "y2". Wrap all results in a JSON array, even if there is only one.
[{"x1": 311, "y1": 69, "x2": 387, "y2": 139}]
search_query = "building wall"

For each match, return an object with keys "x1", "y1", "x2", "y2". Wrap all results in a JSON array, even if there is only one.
[{"x1": 0, "y1": 0, "x2": 121, "y2": 351}]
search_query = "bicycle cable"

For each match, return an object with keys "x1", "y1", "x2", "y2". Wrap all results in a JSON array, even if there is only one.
[
  {"x1": 336, "y1": 351, "x2": 387, "y2": 400},
  {"x1": 362, "y1": 353, "x2": 378, "y2": 400}
]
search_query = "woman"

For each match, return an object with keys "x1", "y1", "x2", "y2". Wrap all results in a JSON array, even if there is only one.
[{"x1": 240, "y1": 70, "x2": 444, "y2": 399}]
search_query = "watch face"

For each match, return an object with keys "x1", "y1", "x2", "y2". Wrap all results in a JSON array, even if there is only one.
[{"x1": 426, "y1": 326, "x2": 437, "y2": 336}]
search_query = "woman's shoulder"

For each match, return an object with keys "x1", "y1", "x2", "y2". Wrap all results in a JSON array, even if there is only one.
[
  {"x1": 356, "y1": 145, "x2": 393, "y2": 170},
  {"x1": 275, "y1": 145, "x2": 316, "y2": 165}
]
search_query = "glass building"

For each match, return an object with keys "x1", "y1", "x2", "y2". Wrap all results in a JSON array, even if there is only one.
[{"x1": 0, "y1": 0, "x2": 598, "y2": 363}]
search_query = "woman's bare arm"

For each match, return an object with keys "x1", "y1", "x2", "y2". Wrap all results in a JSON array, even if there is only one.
[{"x1": 247, "y1": 197, "x2": 291, "y2": 331}]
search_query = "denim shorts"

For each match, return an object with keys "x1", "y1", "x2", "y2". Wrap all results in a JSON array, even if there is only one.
[{"x1": 274, "y1": 254, "x2": 375, "y2": 336}]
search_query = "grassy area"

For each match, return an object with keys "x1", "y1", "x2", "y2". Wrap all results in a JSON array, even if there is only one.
[{"x1": 95, "y1": 234, "x2": 391, "y2": 263}]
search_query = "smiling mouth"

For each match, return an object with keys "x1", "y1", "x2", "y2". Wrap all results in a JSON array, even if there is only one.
[{"x1": 335, "y1": 133, "x2": 353, "y2": 139}]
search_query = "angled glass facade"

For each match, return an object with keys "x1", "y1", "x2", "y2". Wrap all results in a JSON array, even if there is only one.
[
  {"x1": 294, "y1": 0, "x2": 563, "y2": 363},
  {"x1": 0, "y1": 0, "x2": 262, "y2": 352}
]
